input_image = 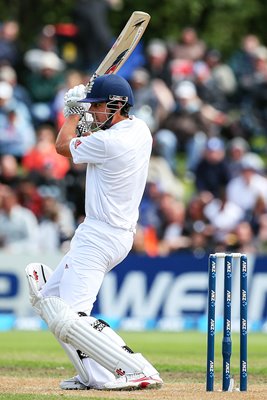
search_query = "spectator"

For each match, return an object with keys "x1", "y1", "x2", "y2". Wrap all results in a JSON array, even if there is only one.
[
  {"x1": 229, "y1": 34, "x2": 261, "y2": 103},
  {"x1": 170, "y1": 26, "x2": 207, "y2": 62},
  {"x1": 204, "y1": 49, "x2": 237, "y2": 99},
  {"x1": 184, "y1": 194, "x2": 214, "y2": 256},
  {"x1": 160, "y1": 80, "x2": 206, "y2": 172},
  {"x1": 252, "y1": 45, "x2": 267, "y2": 84},
  {"x1": 194, "y1": 137, "x2": 231, "y2": 197},
  {"x1": 138, "y1": 181, "x2": 163, "y2": 234},
  {"x1": 226, "y1": 152, "x2": 267, "y2": 224},
  {"x1": 0, "y1": 20, "x2": 20, "y2": 68},
  {"x1": 39, "y1": 194, "x2": 76, "y2": 251},
  {"x1": 63, "y1": 161, "x2": 86, "y2": 223},
  {"x1": 132, "y1": 223, "x2": 159, "y2": 257},
  {"x1": 226, "y1": 136, "x2": 250, "y2": 178},
  {"x1": 16, "y1": 177, "x2": 44, "y2": 219},
  {"x1": 170, "y1": 58, "x2": 194, "y2": 85},
  {"x1": 193, "y1": 59, "x2": 232, "y2": 112},
  {"x1": 0, "y1": 184, "x2": 39, "y2": 253},
  {"x1": 228, "y1": 221, "x2": 259, "y2": 254},
  {"x1": 162, "y1": 80, "x2": 230, "y2": 171},
  {"x1": 0, "y1": 64, "x2": 32, "y2": 112},
  {"x1": 0, "y1": 81, "x2": 36, "y2": 160},
  {"x1": 38, "y1": 203, "x2": 60, "y2": 251},
  {"x1": 130, "y1": 67, "x2": 159, "y2": 132},
  {"x1": 26, "y1": 24, "x2": 59, "y2": 56},
  {"x1": 130, "y1": 67, "x2": 175, "y2": 132},
  {"x1": 22, "y1": 123, "x2": 70, "y2": 180},
  {"x1": 23, "y1": 50, "x2": 65, "y2": 125},
  {"x1": 257, "y1": 214, "x2": 267, "y2": 253},
  {"x1": 157, "y1": 194, "x2": 191, "y2": 255},
  {"x1": 152, "y1": 128, "x2": 178, "y2": 174},
  {"x1": 0, "y1": 154, "x2": 21, "y2": 188},
  {"x1": 203, "y1": 186, "x2": 245, "y2": 247},
  {"x1": 151, "y1": 81, "x2": 175, "y2": 127},
  {"x1": 169, "y1": 28, "x2": 207, "y2": 85},
  {"x1": 239, "y1": 46, "x2": 267, "y2": 138},
  {"x1": 147, "y1": 152, "x2": 185, "y2": 200},
  {"x1": 145, "y1": 38, "x2": 172, "y2": 86}
]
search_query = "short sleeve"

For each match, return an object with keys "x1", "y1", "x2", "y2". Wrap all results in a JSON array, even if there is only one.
[{"x1": 70, "y1": 131, "x2": 107, "y2": 164}]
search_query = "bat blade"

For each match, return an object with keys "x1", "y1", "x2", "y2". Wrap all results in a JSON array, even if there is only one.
[{"x1": 86, "y1": 11, "x2": 151, "y2": 91}]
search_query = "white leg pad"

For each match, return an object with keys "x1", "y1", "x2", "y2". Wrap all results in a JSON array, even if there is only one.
[
  {"x1": 57, "y1": 317, "x2": 124, "y2": 387},
  {"x1": 57, "y1": 340, "x2": 91, "y2": 385},
  {"x1": 25, "y1": 263, "x2": 109, "y2": 386},
  {"x1": 57, "y1": 319, "x2": 117, "y2": 387},
  {"x1": 25, "y1": 263, "x2": 53, "y2": 314},
  {"x1": 40, "y1": 296, "x2": 158, "y2": 378}
]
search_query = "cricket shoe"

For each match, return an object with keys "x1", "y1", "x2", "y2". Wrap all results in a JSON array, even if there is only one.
[
  {"x1": 60, "y1": 376, "x2": 90, "y2": 390},
  {"x1": 103, "y1": 372, "x2": 163, "y2": 391}
]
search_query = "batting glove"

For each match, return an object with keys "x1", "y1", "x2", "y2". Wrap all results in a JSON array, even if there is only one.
[
  {"x1": 76, "y1": 113, "x2": 94, "y2": 137},
  {"x1": 64, "y1": 84, "x2": 87, "y2": 107},
  {"x1": 63, "y1": 105, "x2": 86, "y2": 118}
]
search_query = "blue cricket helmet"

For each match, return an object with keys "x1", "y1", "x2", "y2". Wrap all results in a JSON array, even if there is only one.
[{"x1": 80, "y1": 74, "x2": 134, "y2": 106}]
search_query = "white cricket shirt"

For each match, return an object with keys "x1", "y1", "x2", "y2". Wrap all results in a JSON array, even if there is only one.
[{"x1": 70, "y1": 116, "x2": 152, "y2": 231}]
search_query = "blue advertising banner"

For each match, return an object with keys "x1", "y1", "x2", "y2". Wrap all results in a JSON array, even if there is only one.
[
  {"x1": 92, "y1": 253, "x2": 267, "y2": 332},
  {"x1": 0, "y1": 252, "x2": 266, "y2": 331}
]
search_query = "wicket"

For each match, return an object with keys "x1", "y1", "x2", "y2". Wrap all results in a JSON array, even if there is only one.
[{"x1": 206, "y1": 252, "x2": 248, "y2": 392}]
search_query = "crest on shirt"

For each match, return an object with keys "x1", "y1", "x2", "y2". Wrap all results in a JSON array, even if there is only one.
[{"x1": 74, "y1": 139, "x2": 82, "y2": 149}]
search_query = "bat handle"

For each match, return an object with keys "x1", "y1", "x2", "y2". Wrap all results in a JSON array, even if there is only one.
[{"x1": 86, "y1": 73, "x2": 99, "y2": 93}]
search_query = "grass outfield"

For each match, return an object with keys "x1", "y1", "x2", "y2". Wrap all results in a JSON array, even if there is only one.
[{"x1": 0, "y1": 330, "x2": 266, "y2": 399}]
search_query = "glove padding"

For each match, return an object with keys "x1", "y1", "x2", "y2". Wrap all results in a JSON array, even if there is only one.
[
  {"x1": 63, "y1": 84, "x2": 93, "y2": 136},
  {"x1": 76, "y1": 113, "x2": 94, "y2": 137},
  {"x1": 64, "y1": 84, "x2": 87, "y2": 107},
  {"x1": 64, "y1": 84, "x2": 90, "y2": 117},
  {"x1": 63, "y1": 105, "x2": 86, "y2": 119}
]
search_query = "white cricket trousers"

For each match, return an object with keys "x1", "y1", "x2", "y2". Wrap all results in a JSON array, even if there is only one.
[
  {"x1": 41, "y1": 218, "x2": 134, "y2": 314},
  {"x1": 40, "y1": 219, "x2": 134, "y2": 387}
]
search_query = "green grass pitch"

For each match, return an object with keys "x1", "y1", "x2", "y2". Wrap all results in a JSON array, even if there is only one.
[{"x1": 0, "y1": 330, "x2": 266, "y2": 399}]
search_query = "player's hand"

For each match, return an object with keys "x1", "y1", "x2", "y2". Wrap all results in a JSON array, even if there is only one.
[
  {"x1": 76, "y1": 113, "x2": 94, "y2": 136},
  {"x1": 63, "y1": 105, "x2": 87, "y2": 118},
  {"x1": 64, "y1": 84, "x2": 87, "y2": 107},
  {"x1": 63, "y1": 84, "x2": 90, "y2": 118}
]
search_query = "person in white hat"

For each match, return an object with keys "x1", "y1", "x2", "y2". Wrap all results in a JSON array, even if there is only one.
[
  {"x1": 0, "y1": 81, "x2": 35, "y2": 158},
  {"x1": 226, "y1": 152, "x2": 267, "y2": 215}
]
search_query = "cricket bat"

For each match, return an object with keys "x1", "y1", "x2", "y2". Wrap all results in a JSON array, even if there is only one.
[{"x1": 86, "y1": 11, "x2": 151, "y2": 92}]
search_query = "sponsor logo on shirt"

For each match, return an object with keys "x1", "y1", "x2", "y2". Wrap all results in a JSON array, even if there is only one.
[
  {"x1": 33, "y1": 270, "x2": 39, "y2": 281},
  {"x1": 74, "y1": 139, "x2": 82, "y2": 149}
]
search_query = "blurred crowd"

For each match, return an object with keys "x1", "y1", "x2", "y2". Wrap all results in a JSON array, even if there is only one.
[{"x1": 1, "y1": 6, "x2": 267, "y2": 257}]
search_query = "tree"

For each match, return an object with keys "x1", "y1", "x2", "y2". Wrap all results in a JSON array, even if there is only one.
[
  {"x1": 2, "y1": 0, "x2": 267, "y2": 58},
  {"x1": 110, "y1": 0, "x2": 267, "y2": 57}
]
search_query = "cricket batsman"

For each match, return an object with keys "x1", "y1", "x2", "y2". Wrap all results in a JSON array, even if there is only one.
[{"x1": 25, "y1": 74, "x2": 163, "y2": 391}]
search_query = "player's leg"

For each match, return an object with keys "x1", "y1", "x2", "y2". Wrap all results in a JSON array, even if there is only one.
[
  {"x1": 48, "y1": 223, "x2": 128, "y2": 387},
  {"x1": 25, "y1": 262, "x2": 58, "y2": 313},
  {"x1": 26, "y1": 223, "x2": 163, "y2": 390},
  {"x1": 53, "y1": 255, "x2": 117, "y2": 388},
  {"x1": 25, "y1": 262, "x2": 160, "y2": 390},
  {"x1": 25, "y1": 262, "x2": 91, "y2": 386},
  {"x1": 55, "y1": 225, "x2": 162, "y2": 390},
  {"x1": 39, "y1": 296, "x2": 163, "y2": 390}
]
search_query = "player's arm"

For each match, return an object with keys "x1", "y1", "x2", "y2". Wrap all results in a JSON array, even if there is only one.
[
  {"x1": 56, "y1": 115, "x2": 80, "y2": 157},
  {"x1": 56, "y1": 84, "x2": 90, "y2": 157}
]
